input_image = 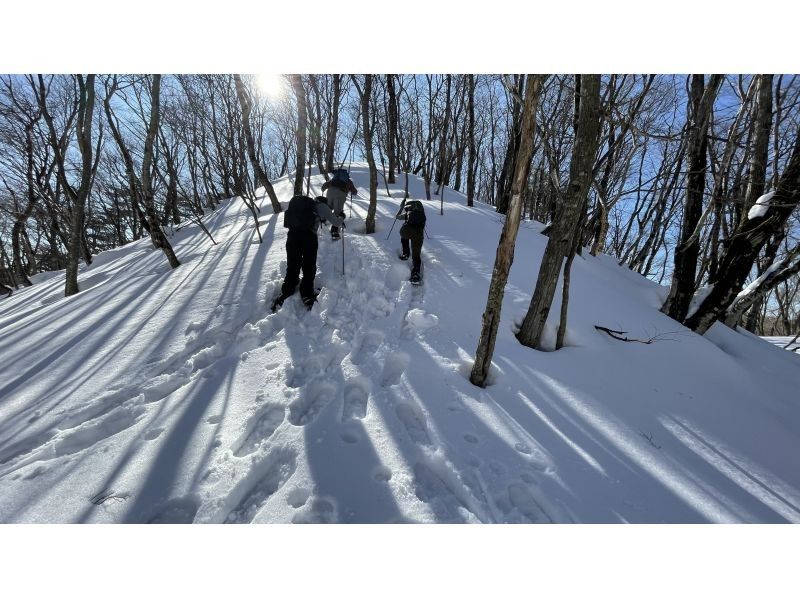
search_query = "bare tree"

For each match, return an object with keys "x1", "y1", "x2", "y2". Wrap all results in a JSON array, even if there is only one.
[
  {"x1": 36, "y1": 74, "x2": 99, "y2": 297},
  {"x1": 661, "y1": 74, "x2": 723, "y2": 321},
  {"x1": 516, "y1": 75, "x2": 603, "y2": 350},
  {"x1": 233, "y1": 74, "x2": 281, "y2": 212},
  {"x1": 686, "y1": 122, "x2": 800, "y2": 333},
  {"x1": 291, "y1": 75, "x2": 308, "y2": 196},
  {"x1": 140, "y1": 75, "x2": 180, "y2": 268},
  {"x1": 471, "y1": 75, "x2": 548, "y2": 387},
  {"x1": 352, "y1": 75, "x2": 378, "y2": 233}
]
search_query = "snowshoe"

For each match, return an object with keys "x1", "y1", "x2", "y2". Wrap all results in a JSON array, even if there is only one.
[
  {"x1": 302, "y1": 292, "x2": 319, "y2": 310},
  {"x1": 270, "y1": 293, "x2": 290, "y2": 312},
  {"x1": 331, "y1": 231, "x2": 340, "y2": 241},
  {"x1": 410, "y1": 270, "x2": 422, "y2": 285},
  {"x1": 398, "y1": 252, "x2": 410, "y2": 261}
]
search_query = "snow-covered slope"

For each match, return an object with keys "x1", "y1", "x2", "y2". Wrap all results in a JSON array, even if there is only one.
[{"x1": 1, "y1": 165, "x2": 799, "y2": 523}]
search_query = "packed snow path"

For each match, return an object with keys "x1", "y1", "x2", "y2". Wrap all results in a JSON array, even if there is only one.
[{"x1": 1, "y1": 166, "x2": 799, "y2": 523}]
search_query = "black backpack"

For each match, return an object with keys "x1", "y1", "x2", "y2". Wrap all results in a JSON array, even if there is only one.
[
  {"x1": 284, "y1": 195, "x2": 317, "y2": 231},
  {"x1": 330, "y1": 168, "x2": 350, "y2": 191},
  {"x1": 406, "y1": 200, "x2": 426, "y2": 228}
]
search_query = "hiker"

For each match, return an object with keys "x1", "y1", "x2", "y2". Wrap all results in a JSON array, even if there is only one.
[
  {"x1": 321, "y1": 168, "x2": 357, "y2": 240},
  {"x1": 396, "y1": 199, "x2": 426, "y2": 284},
  {"x1": 272, "y1": 194, "x2": 344, "y2": 311}
]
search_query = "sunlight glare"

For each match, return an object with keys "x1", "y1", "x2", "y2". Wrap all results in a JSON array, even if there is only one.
[{"x1": 256, "y1": 74, "x2": 287, "y2": 100}]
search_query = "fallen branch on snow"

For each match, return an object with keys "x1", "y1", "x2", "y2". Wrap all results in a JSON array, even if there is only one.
[{"x1": 594, "y1": 325, "x2": 653, "y2": 344}]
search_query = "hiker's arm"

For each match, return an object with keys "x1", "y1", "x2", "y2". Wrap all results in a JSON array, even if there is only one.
[
  {"x1": 316, "y1": 201, "x2": 344, "y2": 227},
  {"x1": 394, "y1": 198, "x2": 407, "y2": 219},
  {"x1": 321, "y1": 180, "x2": 331, "y2": 192},
  {"x1": 348, "y1": 180, "x2": 357, "y2": 195}
]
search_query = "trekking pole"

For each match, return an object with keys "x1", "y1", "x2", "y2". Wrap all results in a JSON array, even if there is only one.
[
  {"x1": 341, "y1": 223, "x2": 346, "y2": 277},
  {"x1": 385, "y1": 198, "x2": 407, "y2": 240}
]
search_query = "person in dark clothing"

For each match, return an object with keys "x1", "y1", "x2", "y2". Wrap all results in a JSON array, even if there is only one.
[
  {"x1": 272, "y1": 195, "x2": 344, "y2": 311},
  {"x1": 321, "y1": 171, "x2": 357, "y2": 240},
  {"x1": 396, "y1": 199, "x2": 426, "y2": 284}
]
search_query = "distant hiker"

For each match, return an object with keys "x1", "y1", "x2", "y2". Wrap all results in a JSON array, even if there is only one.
[
  {"x1": 0, "y1": 282, "x2": 12, "y2": 298},
  {"x1": 321, "y1": 168, "x2": 357, "y2": 240},
  {"x1": 272, "y1": 194, "x2": 344, "y2": 311},
  {"x1": 396, "y1": 199, "x2": 426, "y2": 284}
]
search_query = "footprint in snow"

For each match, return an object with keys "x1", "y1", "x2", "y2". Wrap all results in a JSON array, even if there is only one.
[
  {"x1": 291, "y1": 497, "x2": 338, "y2": 524},
  {"x1": 147, "y1": 497, "x2": 199, "y2": 524},
  {"x1": 233, "y1": 404, "x2": 285, "y2": 457},
  {"x1": 350, "y1": 329, "x2": 384, "y2": 365},
  {"x1": 288, "y1": 382, "x2": 337, "y2": 426},
  {"x1": 381, "y1": 352, "x2": 410, "y2": 387},
  {"x1": 507, "y1": 484, "x2": 553, "y2": 523},
  {"x1": 224, "y1": 449, "x2": 297, "y2": 523},
  {"x1": 395, "y1": 402, "x2": 432, "y2": 447},
  {"x1": 342, "y1": 377, "x2": 371, "y2": 421}
]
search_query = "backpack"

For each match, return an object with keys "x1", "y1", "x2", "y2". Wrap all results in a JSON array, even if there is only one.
[
  {"x1": 330, "y1": 168, "x2": 350, "y2": 191},
  {"x1": 405, "y1": 200, "x2": 426, "y2": 228},
  {"x1": 283, "y1": 195, "x2": 318, "y2": 231}
]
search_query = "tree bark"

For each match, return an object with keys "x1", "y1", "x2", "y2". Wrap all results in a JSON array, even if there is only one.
[
  {"x1": 291, "y1": 74, "x2": 308, "y2": 196},
  {"x1": 685, "y1": 123, "x2": 800, "y2": 334},
  {"x1": 386, "y1": 74, "x2": 398, "y2": 183},
  {"x1": 661, "y1": 74, "x2": 723, "y2": 321},
  {"x1": 516, "y1": 74, "x2": 603, "y2": 350},
  {"x1": 467, "y1": 74, "x2": 476, "y2": 207},
  {"x1": 470, "y1": 75, "x2": 548, "y2": 387},
  {"x1": 353, "y1": 75, "x2": 378, "y2": 233},
  {"x1": 141, "y1": 75, "x2": 180, "y2": 269},
  {"x1": 37, "y1": 74, "x2": 97, "y2": 297},
  {"x1": 325, "y1": 75, "x2": 341, "y2": 171}
]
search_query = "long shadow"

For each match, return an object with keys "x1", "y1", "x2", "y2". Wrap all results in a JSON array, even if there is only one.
[
  {"x1": 120, "y1": 357, "x2": 235, "y2": 523},
  {"x1": 76, "y1": 213, "x2": 281, "y2": 522}
]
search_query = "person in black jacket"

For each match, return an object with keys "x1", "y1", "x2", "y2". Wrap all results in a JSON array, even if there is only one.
[
  {"x1": 396, "y1": 199, "x2": 426, "y2": 284},
  {"x1": 272, "y1": 195, "x2": 344, "y2": 311}
]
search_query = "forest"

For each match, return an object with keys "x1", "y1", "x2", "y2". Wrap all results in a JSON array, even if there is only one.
[{"x1": 1, "y1": 74, "x2": 798, "y2": 356}]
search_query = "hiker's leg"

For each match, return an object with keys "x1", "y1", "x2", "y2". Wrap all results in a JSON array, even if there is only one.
[
  {"x1": 281, "y1": 229, "x2": 302, "y2": 297},
  {"x1": 400, "y1": 236, "x2": 410, "y2": 257},
  {"x1": 411, "y1": 234, "x2": 423, "y2": 272},
  {"x1": 299, "y1": 231, "x2": 318, "y2": 300}
]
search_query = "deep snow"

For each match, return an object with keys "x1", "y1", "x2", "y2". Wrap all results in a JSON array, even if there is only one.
[{"x1": 1, "y1": 165, "x2": 799, "y2": 523}]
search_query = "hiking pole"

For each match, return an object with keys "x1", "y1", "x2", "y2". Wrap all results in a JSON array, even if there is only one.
[
  {"x1": 385, "y1": 198, "x2": 407, "y2": 240},
  {"x1": 341, "y1": 223, "x2": 346, "y2": 277}
]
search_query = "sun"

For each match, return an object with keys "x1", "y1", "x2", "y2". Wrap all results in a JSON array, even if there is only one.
[{"x1": 256, "y1": 74, "x2": 287, "y2": 100}]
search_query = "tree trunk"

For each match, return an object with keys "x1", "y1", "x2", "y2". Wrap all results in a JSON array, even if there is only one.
[
  {"x1": 37, "y1": 74, "x2": 97, "y2": 297},
  {"x1": 353, "y1": 75, "x2": 378, "y2": 233},
  {"x1": 661, "y1": 74, "x2": 723, "y2": 321},
  {"x1": 291, "y1": 74, "x2": 308, "y2": 196},
  {"x1": 387, "y1": 74, "x2": 398, "y2": 183},
  {"x1": 516, "y1": 74, "x2": 602, "y2": 350},
  {"x1": 325, "y1": 75, "x2": 341, "y2": 171},
  {"x1": 685, "y1": 123, "x2": 800, "y2": 334},
  {"x1": 233, "y1": 74, "x2": 281, "y2": 212},
  {"x1": 470, "y1": 75, "x2": 548, "y2": 387},
  {"x1": 467, "y1": 74, "x2": 476, "y2": 207},
  {"x1": 141, "y1": 75, "x2": 180, "y2": 269}
]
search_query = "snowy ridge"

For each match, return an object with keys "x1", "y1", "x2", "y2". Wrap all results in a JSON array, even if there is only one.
[{"x1": 1, "y1": 166, "x2": 799, "y2": 523}]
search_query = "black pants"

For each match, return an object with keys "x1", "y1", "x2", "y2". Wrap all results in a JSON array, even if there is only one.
[
  {"x1": 282, "y1": 228, "x2": 318, "y2": 300},
  {"x1": 400, "y1": 234, "x2": 423, "y2": 272}
]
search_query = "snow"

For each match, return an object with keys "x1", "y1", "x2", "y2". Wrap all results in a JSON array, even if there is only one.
[
  {"x1": 747, "y1": 190, "x2": 775, "y2": 220},
  {"x1": 763, "y1": 336, "x2": 800, "y2": 353},
  {"x1": 1, "y1": 165, "x2": 799, "y2": 525}
]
